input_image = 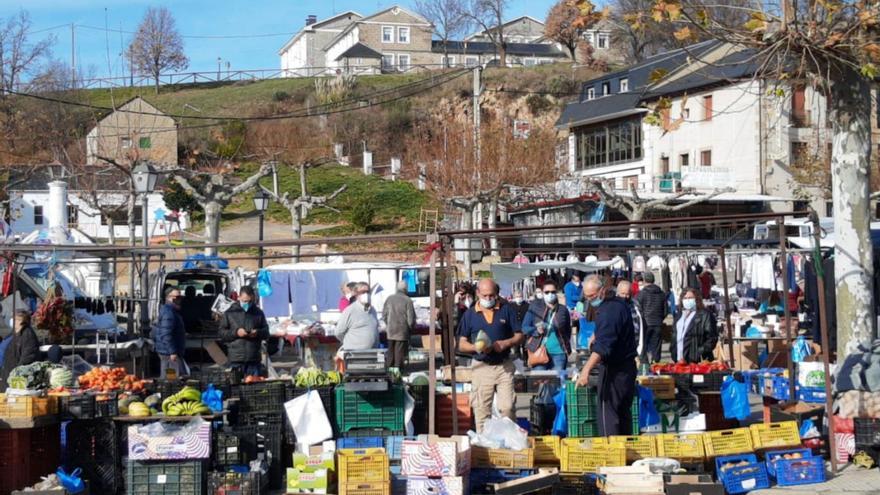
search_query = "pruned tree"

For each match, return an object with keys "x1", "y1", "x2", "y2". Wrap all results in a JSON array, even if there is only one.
[
  {"x1": 546, "y1": 0, "x2": 606, "y2": 61},
  {"x1": 415, "y1": 0, "x2": 470, "y2": 67},
  {"x1": 70, "y1": 164, "x2": 131, "y2": 245},
  {"x1": 612, "y1": 0, "x2": 880, "y2": 354},
  {"x1": 464, "y1": 0, "x2": 510, "y2": 67},
  {"x1": 127, "y1": 6, "x2": 188, "y2": 94}
]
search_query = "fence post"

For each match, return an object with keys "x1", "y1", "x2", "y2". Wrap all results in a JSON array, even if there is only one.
[
  {"x1": 362, "y1": 151, "x2": 373, "y2": 175},
  {"x1": 390, "y1": 157, "x2": 401, "y2": 181}
]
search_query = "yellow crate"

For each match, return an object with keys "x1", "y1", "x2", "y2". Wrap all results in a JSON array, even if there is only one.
[
  {"x1": 702, "y1": 428, "x2": 754, "y2": 457},
  {"x1": 339, "y1": 481, "x2": 390, "y2": 495},
  {"x1": 749, "y1": 421, "x2": 801, "y2": 450},
  {"x1": 657, "y1": 433, "x2": 706, "y2": 462},
  {"x1": 609, "y1": 435, "x2": 658, "y2": 462},
  {"x1": 532, "y1": 436, "x2": 560, "y2": 465},
  {"x1": 0, "y1": 394, "x2": 58, "y2": 418},
  {"x1": 471, "y1": 445, "x2": 534, "y2": 469},
  {"x1": 637, "y1": 376, "x2": 676, "y2": 400},
  {"x1": 337, "y1": 448, "x2": 389, "y2": 482},
  {"x1": 560, "y1": 438, "x2": 626, "y2": 473}
]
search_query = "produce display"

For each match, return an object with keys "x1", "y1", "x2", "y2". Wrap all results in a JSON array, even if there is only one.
[
  {"x1": 293, "y1": 367, "x2": 342, "y2": 388},
  {"x1": 8, "y1": 361, "x2": 62, "y2": 390},
  {"x1": 161, "y1": 386, "x2": 212, "y2": 416},
  {"x1": 78, "y1": 367, "x2": 147, "y2": 393},
  {"x1": 719, "y1": 460, "x2": 760, "y2": 474},
  {"x1": 651, "y1": 360, "x2": 730, "y2": 374},
  {"x1": 244, "y1": 375, "x2": 266, "y2": 384}
]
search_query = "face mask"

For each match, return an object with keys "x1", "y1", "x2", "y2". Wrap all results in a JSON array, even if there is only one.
[
  {"x1": 479, "y1": 297, "x2": 495, "y2": 309},
  {"x1": 544, "y1": 293, "x2": 557, "y2": 304},
  {"x1": 513, "y1": 297, "x2": 523, "y2": 304},
  {"x1": 358, "y1": 293, "x2": 370, "y2": 305},
  {"x1": 683, "y1": 299, "x2": 697, "y2": 311},
  {"x1": 534, "y1": 292, "x2": 544, "y2": 301},
  {"x1": 574, "y1": 281, "x2": 581, "y2": 287},
  {"x1": 241, "y1": 302, "x2": 251, "y2": 311},
  {"x1": 590, "y1": 298, "x2": 602, "y2": 308},
  {"x1": 463, "y1": 298, "x2": 473, "y2": 308}
]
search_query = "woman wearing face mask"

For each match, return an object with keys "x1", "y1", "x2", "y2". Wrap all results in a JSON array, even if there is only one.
[
  {"x1": 335, "y1": 282, "x2": 380, "y2": 352},
  {"x1": 670, "y1": 288, "x2": 718, "y2": 363}
]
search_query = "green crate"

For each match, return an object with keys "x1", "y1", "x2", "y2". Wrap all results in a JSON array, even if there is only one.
[
  {"x1": 567, "y1": 418, "x2": 599, "y2": 437},
  {"x1": 335, "y1": 384, "x2": 405, "y2": 432},
  {"x1": 565, "y1": 382, "x2": 598, "y2": 423},
  {"x1": 126, "y1": 460, "x2": 204, "y2": 495},
  {"x1": 631, "y1": 397, "x2": 640, "y2": 434}
]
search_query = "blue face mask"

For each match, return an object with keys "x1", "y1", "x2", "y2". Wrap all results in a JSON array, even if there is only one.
[
  {"x1": 241, "y1": 302, "x2": 251, "y2": 311},
  {"x1": 590, "y1": 298, "x2": 602, "y2": 308}
]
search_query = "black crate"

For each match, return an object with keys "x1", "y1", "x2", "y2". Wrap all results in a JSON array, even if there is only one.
[
  {"x1": 855, "y1": 443, "x2": 880, "y2": 468},
  {"x1": 855, "y1": 418, "x2": 880, "y2": 447},
  {"x1": 195, "y1": 366, "x2": 242, "y2": 395},
  {"x1": 213, "y1": 430, "x2": 244, "y2": 468},
  {"x1": 208, "y1": 471, "x2": 264, "y2": 495},
  {"x1": 155, "y1": 379, "x2": 202, "y2": 399},
  {"x1": 529, "y1": 397, "x2": 556, "y2": 435},
  {"x1": 126, "y1": 460, "x2": 204, "y2": 495},
  {"x1": 59, "y1": 394, "x2": 97, "y2": 420},
  {"x1": 95, "y1": 397, "x2": 118, "y2": 418},
  {"x1": 342, "y1": 428, "x2": 405, "y2": 438},
  {"x1": 231, "y1": 419, "x2": 284, "y2": 490},
  {"x1": 514, "y1": 374, "x2": 562, "y2": 393},
  {"x1": 63, "y1": 419, "x2": 120, "y2": 495},
  {"x1": 230, "y1": 381, "x2": 286, "y2": 416},
  {"x1": 554, "y1": 473, "x2": 599, "y2": 495}
]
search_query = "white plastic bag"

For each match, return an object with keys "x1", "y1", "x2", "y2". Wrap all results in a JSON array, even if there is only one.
[
  {"x1": 469, "y1": 417, "x2": 529, "y2": 450},
  {"x1": 285, "y1": 390, "x2": 333, "y2": 448}
]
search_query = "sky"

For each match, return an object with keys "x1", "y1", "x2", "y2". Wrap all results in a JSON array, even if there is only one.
[{"x1": 13, "y1": 0, "x2": 566, "y2": 82}]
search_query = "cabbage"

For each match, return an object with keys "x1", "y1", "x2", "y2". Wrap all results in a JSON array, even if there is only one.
[{"x1": 49, "y1": 368, "x2": 73, "y2": 389}]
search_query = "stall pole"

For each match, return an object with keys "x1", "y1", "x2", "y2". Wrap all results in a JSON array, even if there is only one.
[
  {"x1": 718, "y1": 248, "x2": 736, "y2": 369},
  {"x1": 778, "y1": 216, "x2": 796, "y2": 405},
  {"x1": 439, "y1": 244, "x2": 459, "y2": 435},
  {"x1": 811, "y1": 211, "x2": 838, "y2": 473},
  {"x1": 427, "y1": 246, "x2": 438, "y2": 435}
]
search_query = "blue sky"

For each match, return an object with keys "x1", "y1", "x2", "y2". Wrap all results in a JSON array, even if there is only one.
[{"x1": 14, "y1": 1, "x2": 567, "y2": 81}]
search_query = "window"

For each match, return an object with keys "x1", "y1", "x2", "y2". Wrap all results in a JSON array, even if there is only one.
[
  {"x1": 679, "y1": 152, "x2": 690, "y2": 168},
  {"x1": 703, "y1": 94, "x2": 713, "y2": 121},
  {"x1": 441, "y1": 55, "x2": 456, "y2": 67},
  {"x1": 792, "y1": 84, "x2": 808, "y2": 127},
  {"x1": 103, "y1": 206, "x2": 142, "y2": 226},
  {"x1": 585, "y1": 32, "x2": 594, "y2": 43},
  {"x1": 586, "y1": 87, "x2": 595, "y2": 100},
  {"x1": 120, "y1": 137, "x2": 132, "y2": 149},
  {"x1": 139, "y1": 136, "x2": 151, "y2": 149},
  {"x1": 382, "y1": 26, "x2": 393, "y2": 43},
  {"x1": 465, "y1": 56, "x2": 479, "y2": 67},
  {"x1": 597, "y1": 34, "x2": 608, "y2": 49},
  {"x1": 682, "y1": 108, "x2": 690, "y2": 119},
  {"x1": 67, "y1": 204, "x2": 77, "y2": 226},
  {"x1": 700, "y1": 149, "x2": 712, "y2": 166},
  {"x1": 523, "y1": 58, "x2": 537, "y2": 67},
  {"x1": 602, "y1": 82, "x2": 610, "y2": 96},
  {"x1": 791, "y1": 142, "x2": 810, "y2": 165},
  {"x1": 619, "y1": 78, "x2": 629, "y2": 92},
  {"x1": 381, "y1": 54, "x2": 395, "y2": 70},
  {"x1": 397, "y1": 54, "x2": 411, "y2": 71},
  {"x1": 34, "y1": 205, "x2": 43, "y2": 225},
  {"x1": 574, "y1": 117, "x2": 643, "y2": 170},
  {"x1": 397, "y1": 27, "x2": 410, "y2": 44},
  {"x1": 660, "y1": 155, "x2": 670, "y2": 174}
]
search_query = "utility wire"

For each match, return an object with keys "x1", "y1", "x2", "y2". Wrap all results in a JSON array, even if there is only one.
[{"x1": 76, "y1": 24, "x2": 299, "y2": 40}]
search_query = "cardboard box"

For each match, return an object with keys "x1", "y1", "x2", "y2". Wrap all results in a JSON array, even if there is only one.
[
  {"x1": 441, "y1": 366, "x2": 471, "y2": 383},
  {"x1": 664, "y1": 474, "x2": 724, "y2": 495},
  {"x1": 401, "y1": 435, "x2": 471, "y2": 477},
  {"x1": 127, "y1": 422, "x2": 211, "y2": 460},
  {"x1": 292, "y1": 450, "x2": 335, "y2": 472},
  {"x1": 598, "y1": 466, "x2": 664, "y2": 495},
  {"x1": 406, "y1": 476, "x2": 465, "y2": 495},
  {"x1": 678, "y1": 413, "x2": 707, "y2": 432},
  {"x1": 286, "y1": 468, "x2": 329, "y2": 494}
]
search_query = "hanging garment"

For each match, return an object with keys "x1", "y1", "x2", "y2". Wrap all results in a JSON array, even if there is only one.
[
  {"x1": 632, "y1": 256, "x2": 647, "y2": 273},
  {"x1": 668, "y1": 256, "x2": 686, "y2": 303},
  {"x1": 787, "y1": 255, "x2": 797, "y2": 293},
  {"x1": 261, "y1": 271, "x2": 291, "y2": 318},
  {"x1": 750, "y1": 254, "x2": 777, "y2": 289},
  {"x1": 646, "y1": 256, "x2": 669, "y2": 292}
]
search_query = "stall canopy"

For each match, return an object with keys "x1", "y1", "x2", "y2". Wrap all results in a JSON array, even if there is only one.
[{"x1": 491, "y1": 258, "x2": 620, "y2": 287}]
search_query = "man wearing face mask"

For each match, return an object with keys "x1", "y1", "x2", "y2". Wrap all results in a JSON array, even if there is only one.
[
  {"x1": 576, "y1": 275, "x2": 637, "y2": 436},
  {"x1": 616, "y1": 280, "x2": 645, "y2": 362},
  {"x1": 563, "y1": 274, "x2": 583, "y2": 311},
  {"x1": 457, "y1": 278, "x2": 524, "y2": 431},
  {"x1": 220, "y1": 285, "x2": 270, "y2": 377},
  {"x1": 510, "y1": 290, "x2": 530, "y2": 326},
  {"x1": 523, "y1": 282, "x2": 572, "y2": 371},
  {"x1": 152, "y1": 288, "x2": 188, "y2": 378},
  {"x1": 335, "y1": 282, "x2": 379, "y2": 351}
]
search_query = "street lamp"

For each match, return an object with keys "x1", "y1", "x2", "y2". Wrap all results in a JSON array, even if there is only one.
[
  {"x1": 132, "y1": 162, "x2": 158, "y2": 354},
  {"x1": 253, "y1": 188, "x2": 269, "y2": 269}
]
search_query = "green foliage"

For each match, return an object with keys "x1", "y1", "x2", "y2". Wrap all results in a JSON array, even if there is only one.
[
  {"x1": 272, "y1": 91, "x2": 290, "y2": 102},
  {"x1": 546, "y1": 75, "x2": 579, "y2": 96},
  {"x1": 213, "y1": 120, "x2": 247, "y2": 159},
  {"x1": 525, "y1": 94, "x2": 554, "y2": 115},
  {"x1": 349, "y1": 195, "x2": 377, "y2": 234},
  {"x1": 162, "y1": 181, "x2": 201, "y2": 213}
]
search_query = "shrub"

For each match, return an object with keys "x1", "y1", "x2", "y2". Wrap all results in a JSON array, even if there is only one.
[
  {"x1": 272, "y1": 91, "x2": 290, "y2": 102},
  {"x1": 525, "y1": 94, "x2": 554, "y2": 115},
  {"x1": 546, "y1": 75, "x2": 579, "y2": 96},
  {"x1": 349, "y1": 196, "x2": 377, "y2": 234}
]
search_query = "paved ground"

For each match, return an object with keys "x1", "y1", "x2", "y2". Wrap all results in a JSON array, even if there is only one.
[{"x1": 752, "y1": 465, "x2": 880, "y2": 494}]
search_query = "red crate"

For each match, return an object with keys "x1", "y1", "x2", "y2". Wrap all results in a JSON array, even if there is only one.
[
  {"x1": 435, "y1": 392, "x2": 472, "y2": 437},
  {"x1": 0, "y1": 424, "x2": 61, "y2": 494}
]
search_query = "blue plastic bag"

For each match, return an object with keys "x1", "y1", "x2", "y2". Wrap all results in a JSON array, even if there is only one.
[
  {"x1": 637, "y1": 385, "x2": 660, "y2": 430},
  {"x1": 56, "y1": 467, "x2": 86, "y2": 494},
  {"x1": 257, "y1": 269, "x2": 273, "y2": 298},
  {"x1": 792, "y1": 336, "x2": 812, "y2": 362},
  {"x1": 720, "y1": 375, "x2": 750, "y2": 421},
  {"x1": 201, "y1": 384, "x2": 223, "y2": 413},
  {"x1": 577, "y1": 319, "x2": 596, "y2": 349},
  {"x1": 552, "y1": 386, "x2": 567, "y2": 436}
]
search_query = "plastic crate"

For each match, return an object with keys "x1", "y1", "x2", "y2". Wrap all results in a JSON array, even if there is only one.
[
  {"x1": 336, "y1": 385, "x2": 405, "y2": 433},
  {"x1": 0, "y1": 424, "x2": 61, "y2": 495},
  {"x1": 208, "y1": 471, "x2": 262, "y2": 495},
  {"x1": 126, "y1": 460, "x2": 204, "y2": 495},
  {"x1": 555, "y1": 473, "x2": 599, "y2": 495},
  {"x1": 697, "y1": 392, "x2": 740, "y2": 431},
  {"x1": 774, "y1": 456, "x2": 826, "y2": 486},
  {"x1": 631, "y1": 397, "x2": 639, "y2": 435},
  {"x1": 657, "y1": 433, "x2": 706, "y2": 462},
  {"x1": 95, "y1": 396, "x2": 118, "y2": 418},
  {"x1": 798, "y1": 386, "x2": 827, "y2": 404},
  {"x1": 338, "y1": 436, "x2": 384, "y2": 450},
  {"x1": 343, "y1": 428, "x2": 405, "y2": 438},
  {"x1": 231, "y1": 418, "x2": 284, "y2": 490},
  {"x1": 435, "y1": 392, "x2": 472, "y2": 437},
  {"x1": 338, "y1": 448, "x2": 389, "y2": 483},
  {"x1": 230, "y1": 381, "x2": 286, "y2": 416},
  {"x1": 560, "y1": 438, "x2": 625, "y2": 473},
  {"x1": 213, "y1": 430, "x2": 244, "y2": 468},
  {"x1": 470, "y1": 469, "x2": 535, "y2": 495},
  {"x1": 750, "y1": 421, "x2": 801, "y2": 450},
  {"x1": 567, "y1": 418, "x2": 599, "y2": 438},
  {"x1": 58, "y1": 394, "x2": 97, "y2": 419},
  {"x1": 764, "y1": 448, "x2": 813, "y2": 477},
  {"x1": 609, "y1": 435, "x2": 658, "y2": 462},
  {"x1": 0, "y1": 394, "x2": 58, "y2": 418},
  {"x1": 854, "y1": 418, "x2": 880, "y2": 447},
  {"x1": 287, "y1": 384, "x2": 336, "y2": 440},
  {"x1": 196, "y1": 366, "x2": 242, "y2": 393},
  {"x1": 385, "y1": 436, "x2": 413, "y2": 464},
  {"x1": 340, "y1": 481, "x2": 390, "y2": 495},
  {"x1": 530, "y1": 397, "x2": 557, "y2": 435},
  {"x1": 565, "y1": 382, "x2": 598, "y2": 422},
  {"x1": 715, "y1": 454, "x2": 769, "y2": 495},
  {"x1": 155, "y1": 379, "x2": 202, "y2": 400},
  {"x1": 532, "y1": 436, "x2": 560, "y2": 465},
  {"x1": 63, "y1": 418, "x2": 120, "y2": 495},
  {"x1": 471, "y1": 445, "x2": 535, "y2": 469},
  {"x1": 703, "y1": 428, "x2": 754, "y2": 457}
]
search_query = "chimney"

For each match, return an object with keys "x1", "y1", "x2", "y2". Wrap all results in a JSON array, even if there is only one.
[
  {"x1": 47, "y1": 181, "x2": 69, "y2": 229},
  {"x1": 306, "y1": 15, "x2": 317, "y2": 26}
]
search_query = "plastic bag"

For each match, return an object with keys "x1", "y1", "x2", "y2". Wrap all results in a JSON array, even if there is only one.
[
  {"x1": 632, "y1": 458, "x2": 681, "y2": 474},
  {"x1": 720, "y1": 375, "x2": 750, "y2": 421},
  {"x1": 257, "y1": 269, "x2": 273, "y2": 298},
  {"x1": 577, "y1": 319, "x2": 596, "y2": 349},
  {"x1": 470, "y1": 417, "x2": 529, "y2": 450},
  {"x1": 201, "y1": 384, "x2": 223, "y2": 413},
  {"x1": 55, "y1": 467, "x2": 86, "y2": 494},
  {"x1": 552, "y1": 386, "x2": 567, "y2": 436},
  {"x1": 637, "y1": 385, "x2": 660, "y2": 431},
  {"x1": 792, "y1": 336, "x2": 812, "y2": 363},
  {"x1": 285, "y1": 390, "x2": 332, "y2": 447}
]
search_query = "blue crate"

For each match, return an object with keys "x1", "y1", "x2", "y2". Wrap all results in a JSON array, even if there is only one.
[
  {"x1": 768, "y1": 376, "x2": 791, "y2": 400},
  {"x1": 470, "y1": 469, "x2": 535, "y2": 494},
  {"x1": 765, "y1": 449, "x2": 813, "y2": 478},
  {"x1": 715, "y1": 454, "x2": 769, "y2": 495},
  {"x1": 384, "y1": 436, "x2": 414, "y2": 464},
  {"x1": 798, "y1": 387, "x2": 826, "y2": 404},
  {"x1": 337, "y1": 436, "x2": 383, "y2": 449},
  {"x1": 775, "y1": 456, "x2": 826, "y2": 486},
  {"x1": 391, "y1": 471, "x2": 406, "y2": 495}
]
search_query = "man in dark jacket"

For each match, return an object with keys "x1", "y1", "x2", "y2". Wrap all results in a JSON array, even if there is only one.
[
  {"x1": 634, "y1": 273, "x2": 667, "y2": 363},
  {"x1": 153, "y1": 288, "x2": 187, "y2": 377},
  {"x1": 220, "y1": 286, "x2": 269, "y2": 377},
  {"x1": 0, "y1": 310, "x2": 40, "y2": 391},
  {"x1": 383, "y1": 281, "x2": 417, "y2": 369},
  {"x1": 522, "y1": 282, "x2": 572, "y2": 371},
  {"x1": 576, "y1": 276, "x2": 638, "y2": 436}
]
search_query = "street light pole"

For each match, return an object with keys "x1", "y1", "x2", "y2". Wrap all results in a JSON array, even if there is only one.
[
  {"x1": 132, "y1": 162, "x2": 159, "y2": 377},
  {"x1": 258, "y1": 211, "x2": 265, "y2": 269},
  {"x1": 253, "y1": 188, "x2": 269, "y2": 270}
]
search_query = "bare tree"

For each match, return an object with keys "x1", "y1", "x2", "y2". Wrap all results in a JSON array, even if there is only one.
[
  {"x1": 464, "y1": 0, "x2": 509, "y2": 67},
  {"x1": 127, "y1": 6, "x2": 188, "y2": 94},
  {"x1": 69, "y1": 165, "x2": 131, "y2": 245},
  {"x1": 415, "y1": 0, "x2": 470, "y2": 67}
]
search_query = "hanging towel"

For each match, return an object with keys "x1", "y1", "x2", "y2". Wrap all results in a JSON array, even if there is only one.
[{"x1": 261, "y1": 271, "x2": 291, "y2": 318}]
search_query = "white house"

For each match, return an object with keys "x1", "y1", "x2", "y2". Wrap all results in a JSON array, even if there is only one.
[
  {"x1": 278, "y1": 11, "x2": 364, "y2": 77},
  {"x1": 7, "y1": 165, "x2": 186, "y2": 242}
]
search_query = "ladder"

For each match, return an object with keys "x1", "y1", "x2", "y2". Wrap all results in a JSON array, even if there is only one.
[{"x1": 418, "y1": 208, "x2": 440, "y2": 243}]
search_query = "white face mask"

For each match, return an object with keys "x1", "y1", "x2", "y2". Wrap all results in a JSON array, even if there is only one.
[
  {"x1": 683, "y1": 298, "x2": 697, "y2": 311},
  {"x1": 358, "y1": 293, "x2": 370, "y2": 305},
  {"x1": 479, "y1": 297, "x2": 495, "y2": 309},
  {"x1": 544, "y1": 292, "x2": 557, "y2": 304},
  {"x1": 534, "y1": 292, "x2": 544, "y2": 301},
  {"x1": 513, "y1": 297, "x2": 523, "y2": 304},
  {"x1": 463, "y1": 298, "x2": 473, "y2": 308}
]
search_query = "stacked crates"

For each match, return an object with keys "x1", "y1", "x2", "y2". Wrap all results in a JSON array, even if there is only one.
[
  {"x1": 337, "y1": 448, "x2": 390, "y2": 495},
  {"x1": 565, "y1": 382, "x2": 599, "y2": 437},
  {"x1": 229, "y1": 381, "x2": 287, "y2": 489},
  {"x1": 335, "y1": 384, "x2": 405, "y2": 434},
  {"x1": 126, "y1": 460, "x2": 204, "y2": 495}
]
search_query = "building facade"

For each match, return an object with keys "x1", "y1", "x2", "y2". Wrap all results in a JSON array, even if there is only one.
[{"x1": 86, "y1": 97, "x2": 178, "y2": 166}]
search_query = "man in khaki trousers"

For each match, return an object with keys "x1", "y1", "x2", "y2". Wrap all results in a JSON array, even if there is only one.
[{"x1": 457, "y1": 279, "x2": 524, "y2": 431}]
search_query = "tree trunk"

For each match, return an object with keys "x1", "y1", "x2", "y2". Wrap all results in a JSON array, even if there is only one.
[
  {"x1": 203, "y1": 202, "x2": 222, "y2": 256},
  {"x1": 488, "y1": 198, "x2": 499, "y2": 257},
  {"x1": 291, "y1": 207, "x2": 303, "y2": 263},
  {"x1": 154, "y1": 73, "x2": 160, "y2": 95},
  {"x1": 459, "y1": 204, "x2": 474, "y2": 279},
  {"x1": 628, "y1": 208, "x2": 645, "y2": 239},
  {"x1": 498, "y1": 44, "x2": 507, "y2": 67},
  {"x1": 127, "y1": 193, "x2": 136, "y2": 246},
  {"x1": 108, "y1": 218, "x2": 116, "y2": 245},
  {"x1": 830, "y1": 69, "x2": 876, "y2": 357}
]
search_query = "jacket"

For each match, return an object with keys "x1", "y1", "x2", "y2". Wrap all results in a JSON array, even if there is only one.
[
  {"x1": 563, "y1": 281, "x2": 582, "y2": 310},
  {"x1": 512, "y1": 301, "x2": 530, "y2": 325},
  {"x1": 635, "y1": 284, "x2": 668, "y2": 327},
  {"x1": 152, "y1": 303, "x2": 186, "y2": 356},
  {"x1": 592, "y1": 297, "x2": 638, "y2": 364},
  {"x1": 0, "y1": 326, "x2": 40, "y2": 390},
  {"x1": 670, "y1": 309, "x2": 718, "y2": 363},
  {"x1": 522, "y1": 300, "x2": 572, "y2": 355},
  {"x1": 382, "y1": 292, "x2": 416, "y2": 341},
  {"x1": 336, "y1": 302, "x2": 379, "y2": 350},
  {"x1": 219, "y1": 302, "x2": 270, "y2": 363}
]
